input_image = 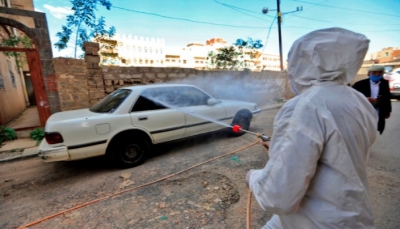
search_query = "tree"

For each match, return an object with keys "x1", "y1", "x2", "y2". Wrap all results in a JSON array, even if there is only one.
[
  {"x1": 208, "y1": 37, "x2": 263, "y2": 71},
  {"x1": 54, "y1": 0, "x2": 116, "y2": 58}
]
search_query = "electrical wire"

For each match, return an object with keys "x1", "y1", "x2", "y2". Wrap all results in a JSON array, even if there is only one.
[
  {"x1": 291, "y1": 0, "x2": 400, "y2": 18},
  {"x1": 261, "y1": 15, "x2": 277, "y2": 53},
  {"x1": 213, "y1": 0, "x2": 274, "y2": 17},
  {"x1": 112, "y1": 5, "x2": 269, "y2": 29},
  {"x1": 213, "y1": 0, "x2": 272, "y2": 21}
]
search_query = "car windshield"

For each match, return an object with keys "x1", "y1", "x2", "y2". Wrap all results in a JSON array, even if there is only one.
[
  {"x1": 90, "y1": 89, "x2": 131, "y2": 113},
  {"x1": 384, "y1": 66, "x2": 393, "y2": 73}
]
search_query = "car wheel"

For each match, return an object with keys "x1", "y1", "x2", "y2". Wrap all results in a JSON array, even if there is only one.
[
  {"x1": 230, "y1": 113, "x2": 251, "y2": 136},
  {"x1": 111, "y1": 136, "x2": 149, "y2": 168}
]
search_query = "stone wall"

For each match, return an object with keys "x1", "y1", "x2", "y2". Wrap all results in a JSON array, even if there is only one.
[
  {"x1": 84, "y1": 42, "x2": 106, "y2": 105},
  {"x1": 52, "y1": 58, "x2": 89, "y2": 111},
  {"x1": 101, "y1": 66, "x2": 287, "y2": 106},
  {"x1": 53, "y1": 42, "x2": 290, "y2": 111}
]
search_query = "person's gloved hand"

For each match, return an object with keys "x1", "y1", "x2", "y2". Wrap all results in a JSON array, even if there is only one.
[{"x1": 261, "y1": 140, "x2": 270, "y2": 149}]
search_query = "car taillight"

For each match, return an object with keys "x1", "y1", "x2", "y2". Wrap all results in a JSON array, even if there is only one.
[{"x1": 45, "y1": 132, "x2": 64, "y2": 144}]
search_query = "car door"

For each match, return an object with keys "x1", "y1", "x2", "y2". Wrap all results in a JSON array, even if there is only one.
[
  {"x1": 130, "y1": 88, "x2": 186, "y2": 144},
  {"x1": 176, "y1": 86, "x2": 227, "y2": 137}
]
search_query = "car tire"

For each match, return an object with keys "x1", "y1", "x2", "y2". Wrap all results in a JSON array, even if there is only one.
[
  {"x1": 111, "y1": 136, "x2": 149, "y2": 168},
  {"x1": 230, "y1": 113, "x2": 251, "y2": 136}
]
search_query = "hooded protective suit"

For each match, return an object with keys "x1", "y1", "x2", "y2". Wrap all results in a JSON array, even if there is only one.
[{"x1": 248, "y1": 28, "x2": 378, "y2": 229}]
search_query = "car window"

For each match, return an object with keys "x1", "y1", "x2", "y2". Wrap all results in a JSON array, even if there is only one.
[
  {"x1": 176, "y1": 87, "x2": 211, "y2": 106},
  {"x1": 131, "y1": 86, "x2": 212, "y2": 112},
  {"x1": 131, "y1": 88, "x2": 168, "y2": 112},
  {"x1": 132, "y1": 90, "x2": 166, "y2": 112},
  {"x1": 90, "y1": 89, "x2": 131, "y2": 113},
  {"x1": 384, "y1": 66, "x2": 393, "y2": 73}
]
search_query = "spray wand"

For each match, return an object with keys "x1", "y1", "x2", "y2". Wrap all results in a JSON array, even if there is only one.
[{"x1": 232, "y1": 125, "x2": 271, "y2": 141}]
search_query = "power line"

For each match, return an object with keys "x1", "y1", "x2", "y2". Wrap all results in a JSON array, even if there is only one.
[
  {"x1": 213, "y1": 0, "x2": 274, "y2": 17},
  {"x1": 216, "y1": 4, "x2": 271, "y2": 21},
  {"x1": 289, "y1": 14, "x2": 400, "y2": 26},
  {"x1": 261, "y1": 15, "x2": 277, "y2": 53},
  {"x1": 112, "y1": 5, "x2": 269, "y2": 29},
  {"x1": 291, "y1": 0, "x2": 400, "y2": 18},
  {"x1": 290, "y1": 15, "x2": 331, "y2": 23}
]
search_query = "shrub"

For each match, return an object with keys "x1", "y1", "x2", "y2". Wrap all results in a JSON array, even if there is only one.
[
  {"x1": 0, "y1": 126, "x2": 17, "y2": 147},
  {"x1": 30, "y1": 129, "x2": 45, "y2": 142}
]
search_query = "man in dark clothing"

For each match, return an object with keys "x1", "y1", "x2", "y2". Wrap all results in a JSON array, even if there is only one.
[{"x1": 353, "y1": 65, "x2": 392, "y2": 134}]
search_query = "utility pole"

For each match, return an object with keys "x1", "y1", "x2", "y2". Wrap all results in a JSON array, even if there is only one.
[
  {"x1": 276, "y1": 0, "x2": 283, "y2": 71},
  {"x1": 262, "y1": 2, "x2": 302, "y2": 71}
]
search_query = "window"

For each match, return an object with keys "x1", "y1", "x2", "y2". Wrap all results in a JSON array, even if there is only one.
[
  {"x1": 132, "y1": 88, "x2": 169, "y2": 112},
  {"x1": 131, "y1": 86, "x2": 211, "y2": 112},
  {"x1": 7, "y1": 61, "x2": 16, "y2": 88},
  {"x1": 90, "y1": 89, "x2": 131, "y2": 113},
  {"x1": 175, "y1": 87, "x2": 211, "y2": 106},
  {"x1": 131, "y1": 95, "x2": 166, "y2": 112}
]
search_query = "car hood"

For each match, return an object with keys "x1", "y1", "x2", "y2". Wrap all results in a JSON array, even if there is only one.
[{"x1": 46, "y1": 109, "x2": 104, "y2": 124}]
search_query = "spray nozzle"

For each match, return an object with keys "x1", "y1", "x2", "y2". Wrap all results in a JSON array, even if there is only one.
[
  {"x1": 256, "y1": 133, "x2": 271, "y2": 142},
  {"x1": 232, "y1": 125, "x2": 270, "y2": 141}
]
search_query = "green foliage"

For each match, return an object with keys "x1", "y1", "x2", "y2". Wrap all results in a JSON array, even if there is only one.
[
  {"x1": 54, "y1": 0, "x2": 116, "y2": 58},
  {"x1": 207, "y1": 37, "x2": 263, "y2": 71},
  {"x1": 0, "y1": 34, "x2": 34, "y2": 68},
  {"x1": 208, "y1": 46, "x2": 245, "y2": 70},
  {"x1": 30, "y1": 129, "x2": 45, "y2": 142},
  {"x1": 0, "y1": 126, "x2": 16, "y2": 147}
]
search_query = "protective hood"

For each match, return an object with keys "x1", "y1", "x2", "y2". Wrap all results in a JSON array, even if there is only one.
[{"x1": 288, "y1": 27, "x2": 369, "y2": 94}]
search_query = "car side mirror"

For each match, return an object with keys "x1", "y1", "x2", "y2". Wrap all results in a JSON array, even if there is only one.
[{"x1": 207, "y1": 98, "x2": 220, "y2": 106}]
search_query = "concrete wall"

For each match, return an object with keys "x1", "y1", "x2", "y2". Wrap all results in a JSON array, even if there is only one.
[{"x1": 0, "y1": 53, "x2": 26, "y2": 124}]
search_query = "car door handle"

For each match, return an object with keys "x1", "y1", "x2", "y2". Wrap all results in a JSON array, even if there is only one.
[{"x1": 138, "y1": 116, "x2": 148, "y2": 121}]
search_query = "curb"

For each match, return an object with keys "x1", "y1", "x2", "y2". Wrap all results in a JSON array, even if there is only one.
[{"x1": 0, "y1": 146, "x2": 39, "y2": 163}]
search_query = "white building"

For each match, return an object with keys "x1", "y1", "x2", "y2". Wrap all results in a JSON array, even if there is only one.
[{"x1": 99, "y1": 35, "x2": 283, "y2": 71}]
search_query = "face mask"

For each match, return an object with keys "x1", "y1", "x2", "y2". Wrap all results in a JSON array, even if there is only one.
[{"x1": 369, "y1": 74, "x2": 382, "y2": 83}]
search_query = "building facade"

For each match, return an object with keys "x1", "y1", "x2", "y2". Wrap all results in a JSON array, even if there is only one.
[
  {"x1": 0, "y1": 0, "x2": 34, "y2": 125},
  {"x1": 99, "y1": 34, "x2": 283, "y2": 72},
  {"x1": 365, "y1": 47, "x2": 400, "y2": 64}
]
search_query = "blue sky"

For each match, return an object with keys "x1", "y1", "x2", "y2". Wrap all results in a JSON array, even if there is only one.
[{"x1": 33, "y1": 0, "x2": 400, "y2": 58}]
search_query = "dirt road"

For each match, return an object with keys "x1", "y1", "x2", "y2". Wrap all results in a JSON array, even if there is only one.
[{"x1": 1, "y1": 105, "x2": 399, "y2": 229}]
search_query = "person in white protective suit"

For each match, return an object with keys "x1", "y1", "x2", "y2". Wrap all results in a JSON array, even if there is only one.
[{"x1": 246, "y1": 27, "x2": 378, "y2": 229}]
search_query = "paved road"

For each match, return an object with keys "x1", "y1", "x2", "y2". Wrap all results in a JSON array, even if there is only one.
[
  {"x1": 0, "y1": 107, "x2": 278, "y2": 229},
  {"x1": 1, "y1": 102, "x2": 399, "y2": 229},
  {"x1": 368, "y1": 100, "x2": 400, "y2": 229}
]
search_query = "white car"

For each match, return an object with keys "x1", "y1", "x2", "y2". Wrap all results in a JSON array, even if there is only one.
[
  {"x1": 384, "y1": 67, "x2": 400, "y2": 98},
  {"x1": 38, "y1": 84, "x2": 261, "y2": 167}
]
